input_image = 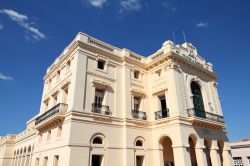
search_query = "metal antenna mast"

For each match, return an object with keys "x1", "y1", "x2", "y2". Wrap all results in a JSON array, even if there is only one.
[{"x1": 183, "y1": 30, "x2": 187, "y2": 43}]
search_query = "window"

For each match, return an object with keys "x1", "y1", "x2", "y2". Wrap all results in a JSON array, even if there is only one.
[
  {"x1": 91, "y1": 155, "x2": 103, "y2": 166},
  {"x1": 93, "y1": 137, "x2": 103, "y2": 144},
  {"x1": 47, "y1": 78, "x2": 52, "y2": 89},
  {"x1": 159, "y1": 96, "x2": 167, "y2": 111},
  {"x1": 155, "y1": 69, "x2": 162, "y2": 77},
  {"x1": 134, "y1": 97, "x2": 141, "y2": 111},
  {"x1": 43, "y1": 157, "x2": 48, "y2": 166},
  {"x1": 54, "y1": 155, "x2": 59, "y2": 166},
  {"x1": 43, "y1": 100, "x2": 49, "y2": 112},
  {"x1": 135, "y1": 140, "x2": 143, "y2": 146},
  {"x1": 62, "y1": 87, "x2": 68, "y2": 104},
  {"x1": 248, "y1": 157, "x2": 250, "y2": 166},
  {"x1": 94, "y1": 90, "x2": 104, "y2": 106},
  {"x1": 35, "y1": 158, "x2": 39, "y2": 166},
  {"x1": 233, "y1": 157, "x2": 243, "y2": 166},
  {"x1": 97, "y1": 59, "x2": 105, "y2": 70},
  {"x1": 57, "y1": 126, "x2": 62, "y2": 137},
  {"x1": 136, "y1": 156, "x2": 144, "y2": 166},
  {"x1": 47, "y1": 131, "x2": 51, "y2": 141},
  {"x1": 191, "y1": 81, "x2": 206, "y2": 118},
  {"x1": 134, "y1": 70, "x2": 140, "y2": 79},
  {"x1": 52, "y1": 93, "x2": 58, "y2": 105},
  {"x1": 66, "y1": 60, "x2": 71, "y2": 70},
  {"x1": 56, "y1": 70, "x2": 60, "y2": 80}
]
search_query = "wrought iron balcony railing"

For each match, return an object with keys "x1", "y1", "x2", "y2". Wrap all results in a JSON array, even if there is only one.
[
  {"x1": 92, "y1": 103, "x2": 112, "y2": 115},
  {"x1": 35, "y1": 103, "x2": 68, "y2": 125},
  {"x1": 155, "y1": 109, "x2": 169, "y2": 120},
  {"x1": 187, "y1": 108, "x2": 224, "y2": 123},
  {"x1": 131, "y1": 110, "x2": 147, "y2": 120}
]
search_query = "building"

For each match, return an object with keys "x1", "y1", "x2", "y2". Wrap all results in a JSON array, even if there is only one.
[
  {"x1": 231, "y1": 139, "x2": 250, "y2": 166},
  {"x1": 0, "y1": 32, "x2": 233, "y2": 166}
]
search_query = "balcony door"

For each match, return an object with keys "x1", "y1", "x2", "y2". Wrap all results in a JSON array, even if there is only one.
[
  {"x1": 134, "y1": 97, "x2": 141, "y2": 111},
  {"x1": 191, "y1": 82, "x2": 206, "y2": 118},
  {"x1": 95, "y1": 90, "x2": 104, "y2": 106},
  {"x1": 159, "y1": 96, "x2": 168, "y2": 118}
]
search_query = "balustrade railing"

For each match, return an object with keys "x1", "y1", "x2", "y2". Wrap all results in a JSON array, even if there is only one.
[
  {"x1": 131, "y1": 110, "x2": 147, "y2": 120},
  {"x1": 35, "y1": 103, "x2": 67, "y2": 125},
  {"x1": 187, "y1": 108, "x2": 224, "y2": 123},
  {"x1": 92, "y1": 103, "x2": 112, "y2": 115},
  {"x1": 155, "y1": 109, "x2": 169, "y2": 120}
]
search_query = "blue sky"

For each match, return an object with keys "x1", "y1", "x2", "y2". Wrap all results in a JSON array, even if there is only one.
[{"x1": 0, "y1": 0, "x2": 249, "y2": 141}]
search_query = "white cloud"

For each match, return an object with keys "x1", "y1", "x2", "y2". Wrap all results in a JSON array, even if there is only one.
[
  {"x1": 0, "y1": 73, "x2": 13, "y2": 81},
  {"x1": 120, "y1": 0, "x2": 142, "y2": 12},
  {"x1": 0, "y1": 9, "x2": 45, "y2": 41},
  {"x1": 162, "y1": 1, "x2": 176, "y2": 11},
  {"x1": 0, "y1": 22, "x2": 3, "y2": 30},
  {"x1": 86, "y1": 0, "x2": 107, "y2": 8},
  {"x1": 196, "y1": 21, "x2": 208, "y2": 28}
]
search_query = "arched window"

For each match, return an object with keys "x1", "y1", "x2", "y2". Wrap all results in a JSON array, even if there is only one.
[
  {"x1": 135, "y1": 140, "x2": 143, "y2": 147},
  {"x1": 191, "y1": 81, "x2": 206, "y2": 118},
  {"x1": 92, "y1": 137, "x2": 103, "y2": 144}
]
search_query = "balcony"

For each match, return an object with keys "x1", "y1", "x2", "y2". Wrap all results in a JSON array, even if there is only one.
[
  {"x1": 131, "y1": 110, "x2": 147, "y2": 120},
  {"x1": 35, "y1": 103, "x2": 67, "y2": 130},
  {"x1": 92, "y1": 103, "x2": 112, "y2": 115},
  {"x1": 187, "y1": 108, "x2": 224, "y2": 127},
  {"x1": 155, "y1": 109, "x2": 169, "y2": 120}
]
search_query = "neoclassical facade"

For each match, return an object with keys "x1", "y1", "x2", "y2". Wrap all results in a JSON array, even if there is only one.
[{"x1": 0, "y1": 32, "x2": 233, "y2": 166}]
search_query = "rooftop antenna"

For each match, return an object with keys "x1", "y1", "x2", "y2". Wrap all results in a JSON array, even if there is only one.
[
  {"x1": 172, "y1": 30, "x2": 176, "y2": 44},
  {"x1": 182, "y1": 30, "x2": 187, "y2": 43}
]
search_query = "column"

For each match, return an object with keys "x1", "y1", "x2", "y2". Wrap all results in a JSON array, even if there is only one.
[
  {"x1": 173, "y1": 145, "x2": 191, "y2": 166},
  {"x1": 195, "y1": 146, "x2": 208, "y2": 166},
  {"x1": 210, "y1": 140, "x2": 221, "y2": 166}
]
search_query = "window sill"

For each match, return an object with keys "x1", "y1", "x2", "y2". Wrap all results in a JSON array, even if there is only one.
[{"x1": 95, "y1": 68, "x2": 108, "y2": 74}]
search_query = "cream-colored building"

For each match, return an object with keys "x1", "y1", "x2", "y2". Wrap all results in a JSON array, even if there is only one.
[
  {"x1": 0, "y1": 32, "x2": 233, "y2": 166},
  {"x1": 231, "y1": 139, "x2": 250, "y2": 166}
]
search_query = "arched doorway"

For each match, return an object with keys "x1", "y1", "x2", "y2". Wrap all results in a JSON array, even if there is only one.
[
  {"x1": 160, "y1": 136, "x2": 175, "y2": 166},
  {"x1": 189, "y1": 135, "x2": 197, "y2": 166},
  {"x1": 204, "y1": 139, "x2": 212, "y2": 166},
  {"x1": 191, "y1": 81, "x2": 206, "y2": 118},
  {"x1": 218, "y1": 140, "x2": 224, "y2": 166}
]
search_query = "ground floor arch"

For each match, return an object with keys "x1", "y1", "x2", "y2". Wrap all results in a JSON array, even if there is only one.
[
  {"x1": 160, "y1": 136, "x2": 175, "y2": 166},
  {"x1": 188, "y1": 135, "x2": 197, "y2": 166}
]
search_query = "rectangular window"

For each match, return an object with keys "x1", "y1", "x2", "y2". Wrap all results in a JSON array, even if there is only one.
[
  {"x1": 43, "y1": 100, "x2": 49, "y2": 112},
  {"x1": 54, "y1": 155, "x2": 59, "y2": 166},
  {"x1": 63, "y1": 87, "x2": 68, "y2": 104},
  {"x1": 66, "y1": 60, "x2": 71, "y2": 70},
  {"x1": 248, "y1": 156, "x2": 250, "y2": 166},
  {"x1": 233, "y1": 157, "x2": 244, "y2": 166},
  {"x1": 136, "y1": 156, "x2": 144, "y2": 166},
  {"x1": 43, "y1": 157, "x2": 48, "y2": 166},
  {"x1": 159, "y1": 96, "x2": 167, "y2": 110},
  {"x1": 155, "y1": 69, "x2": 162, "y2": 77},
  {"x1": 35, "y1": 158, "x2": 39, "y2": 166},
  {"x1": 91, "y1": 155, "x2": 103, "y2": 166},
  {"x1": 56, "y1": 70, "x2": 60, "y2": 80},
  {"x1": 97, "y1": 59, "x2": 105, "y2": 70},
  {"x1": 134, "y1": 70, "x2": 140, "y2": 79},
  {"x1": 134, "y1": 97, "x2": 141, "y2": 111},
  {"x1": 95, "y1": 90, "x2": 104, "y2": 106}
]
